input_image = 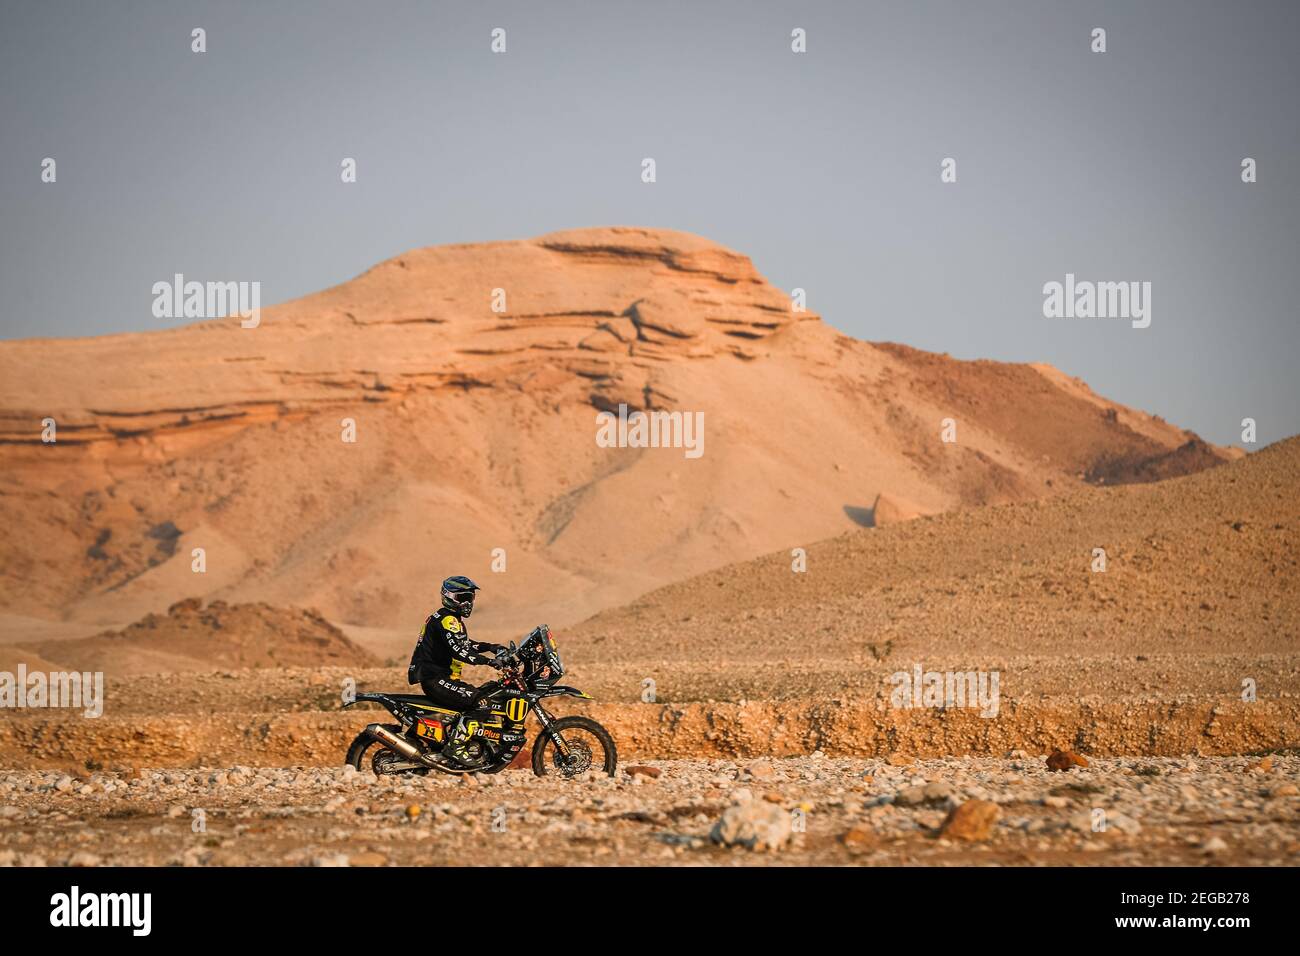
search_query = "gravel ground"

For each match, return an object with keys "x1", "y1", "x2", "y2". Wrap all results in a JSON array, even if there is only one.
[{"x1": 2, "y1": 755, "x2": 1296, "y2": 867}]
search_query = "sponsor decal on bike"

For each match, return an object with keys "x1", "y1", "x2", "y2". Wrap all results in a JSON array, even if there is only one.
[{"x1": 505, "y1": 697, "x2": 529, "y2": 722}]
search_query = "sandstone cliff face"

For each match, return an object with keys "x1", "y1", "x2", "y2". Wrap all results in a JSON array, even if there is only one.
[{"x1": 0, "y1": 227, "x2": 1233, "y2": 639}]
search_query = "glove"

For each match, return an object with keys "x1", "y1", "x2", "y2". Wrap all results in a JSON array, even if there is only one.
[{"x1": 490, "y1": 654, "x2": 510, "y2": 670}]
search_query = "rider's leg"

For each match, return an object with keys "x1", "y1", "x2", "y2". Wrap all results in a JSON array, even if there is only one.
[
  {"x1": 419, "y1": 675, "x2": 477, "y2": 710},
  {"x1": 421, "y1": 675, "x2": 498, "y2": 764},
  {"x1": 416, "y1": 674, "x2": 484, "y2": 762}
]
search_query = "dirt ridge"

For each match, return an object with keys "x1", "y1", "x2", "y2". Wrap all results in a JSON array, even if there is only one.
[{"x1": 3, "y1": 697, "x2": 1294, "y2": 771}]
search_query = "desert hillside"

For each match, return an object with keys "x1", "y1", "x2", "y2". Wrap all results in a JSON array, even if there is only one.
[
  {"x1": 4, "y1": 599, "x2": 379, "y2": 677},
  {"x1": 0, "y1": 227, "x2": 1237, "y2": 642},
  {"x1": 562, "y1": 434, "x2": 1299, "y2": 703}
]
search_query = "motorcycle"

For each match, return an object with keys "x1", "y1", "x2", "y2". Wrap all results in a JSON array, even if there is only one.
[{"x1": 343, "y1": 624, "x2": 617, "y2": 778}]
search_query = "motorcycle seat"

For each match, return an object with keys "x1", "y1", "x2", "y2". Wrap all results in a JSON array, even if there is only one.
[{"x1": 381, "y1": 693, "x2": 462, "y2": 713}]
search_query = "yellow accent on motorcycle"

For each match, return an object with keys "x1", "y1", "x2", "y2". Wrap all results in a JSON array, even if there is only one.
[
  {"x1": 415, "y1": 719, "x2": 445, "y2": 742},
  {"x1": 505, "y1": 698, "x2": 529, "y2": 722}
]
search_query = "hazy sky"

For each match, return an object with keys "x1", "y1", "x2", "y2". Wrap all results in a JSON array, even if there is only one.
[{"x1": 2, "y1": 1, "x2": 1296, "y2": 447}]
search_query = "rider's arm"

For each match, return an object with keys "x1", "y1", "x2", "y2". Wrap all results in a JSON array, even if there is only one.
[{"x1": 439, "y1": 615, "x2": 503, "y2": 665}]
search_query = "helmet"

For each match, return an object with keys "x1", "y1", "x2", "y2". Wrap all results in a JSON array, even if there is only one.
[{"x1": 440, "y1": 575, "x2": 480, "y2": 617}]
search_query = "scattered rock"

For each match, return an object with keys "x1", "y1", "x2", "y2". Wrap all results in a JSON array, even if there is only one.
[
  {"x1": 895, "y1": 786, "x2": 928, "y2": 807},
  {"x1": 896, "y1": 782, "x2": 952, "y2": 807},
  {"x1": 1047, "y1": 750, "x2": 1089, "y2": 772},
  {"x1": 922, "y1": 782, "x2": 953, "y2": 802},
  {"x1": 938, "y1": 800, "x2": 1001, "y2": 841},
  {"x1": 1109, "y1": 812, "x2": 1143, "y2": 835},
  {"x1": 625, "y1": 765, "x2": 662, "y2": 780},
  {"x1": 840, "y1": 825, "x2": 876, "y2": 853},
  {"x1": 179, "y1": 847, "x2": 211, "y2": 867},
  {"x1": 1200, "y1": 837, "x2": 1228, "y2": 855},
  {"x1": 710, "y1": 801, "x2": 793, "y2": 852}
]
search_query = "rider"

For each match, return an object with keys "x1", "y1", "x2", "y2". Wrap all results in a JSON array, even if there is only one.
[{"x1": 407, "y1": 575, "x2": 509, "y2": 762}]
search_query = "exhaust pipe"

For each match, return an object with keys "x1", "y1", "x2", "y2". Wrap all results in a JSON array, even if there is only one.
[{"x1": 367, "y1": 724, "x2": 438, "y2": 767}]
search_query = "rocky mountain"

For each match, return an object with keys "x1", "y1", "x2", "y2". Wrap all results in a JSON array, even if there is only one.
[{"x1": 0, "y1": 227, "x2": 1237, "y2": 644}]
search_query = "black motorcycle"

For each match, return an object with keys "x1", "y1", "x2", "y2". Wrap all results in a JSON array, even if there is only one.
[{"x1": 343, "y1": 625, "x2": 617, "y2": 778}]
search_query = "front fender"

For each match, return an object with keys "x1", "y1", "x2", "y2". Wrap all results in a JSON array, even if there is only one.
[{"x1": 543, "y1": 685, "x2": 593, "y2": 700}]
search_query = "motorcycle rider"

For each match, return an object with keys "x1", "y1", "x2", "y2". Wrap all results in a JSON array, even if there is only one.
[{"x1": 407, "y1": 575, "x2": 508, "y2": 763}]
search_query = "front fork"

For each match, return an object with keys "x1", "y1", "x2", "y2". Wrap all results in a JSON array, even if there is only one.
[{"x1": 532, "y1": 704, "x2": 572, "y2": 759}]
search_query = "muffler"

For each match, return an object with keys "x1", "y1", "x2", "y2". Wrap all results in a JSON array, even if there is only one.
[{"x1": 366, "y1": 723, "x2": 439, "y2": 767}]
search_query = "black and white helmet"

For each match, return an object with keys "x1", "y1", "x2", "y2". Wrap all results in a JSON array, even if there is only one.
[{"x1": 440, "y1": 575, "x2": 480, "y2": 617}]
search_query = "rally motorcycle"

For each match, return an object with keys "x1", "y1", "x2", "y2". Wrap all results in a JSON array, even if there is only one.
[{"x1": 343, "y1": 625, "x2": 617, "y2": 778}]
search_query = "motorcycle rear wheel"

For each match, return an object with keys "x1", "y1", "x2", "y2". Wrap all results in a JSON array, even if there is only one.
[{"x1": 344, "y1": 724, "x2": 429, "y2": 776}]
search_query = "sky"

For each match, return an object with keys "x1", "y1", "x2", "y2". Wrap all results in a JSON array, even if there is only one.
[{"x1": 1, "y1": 0, "x2": 1296, "y2": 447}]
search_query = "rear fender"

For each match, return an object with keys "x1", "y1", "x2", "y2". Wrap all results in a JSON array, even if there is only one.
[{"x1": 344, "y1": 693, "x2": 403, "y2": 718}]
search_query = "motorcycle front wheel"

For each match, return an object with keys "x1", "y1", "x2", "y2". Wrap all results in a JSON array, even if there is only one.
[{"x1": 531, "y1": 716, "x2": 618, "y2": 779}]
